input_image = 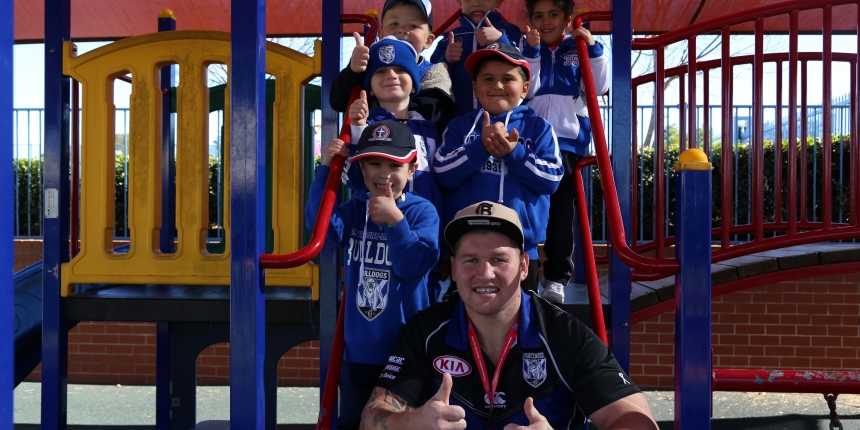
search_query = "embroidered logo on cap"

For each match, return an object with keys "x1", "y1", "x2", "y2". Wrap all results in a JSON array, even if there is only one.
[
  {"x1": 379, "y1": 45, "x2": 396, "y2": 64},
  {"x1": 369, "y1": 124, "x2": 392, "y2": 141},
  {"x1": 487, "y1": 43, "x2": 500, "y2": 50},
  {"x1": 433, "y1": 355, "x2": 472, "y2": 376},
  {"x1": 475, "y1": 202, "x2": 494, "y2": 215}
]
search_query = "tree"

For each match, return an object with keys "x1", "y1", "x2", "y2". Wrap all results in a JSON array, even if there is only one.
[{"x1": 207, "y1": 37, "x2": 319, "y2": 86}]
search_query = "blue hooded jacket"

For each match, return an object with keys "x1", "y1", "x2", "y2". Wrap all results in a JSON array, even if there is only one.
[
  {"x1": 430, "y1": 11, "x2": 521, "y2": 118},
  {"x1": 305, "y1": 166, "x2": 440, "y2": 365},
  {"x1": 432, "y1": 105, "x2": 562, "y2": 259}
]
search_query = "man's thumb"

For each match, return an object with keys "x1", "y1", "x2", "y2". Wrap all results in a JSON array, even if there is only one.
[
  {"x1": 353, "y1": 32, "x2": 363, "y2": 47},
  {"x1": 524, "y1": 397, "x2": 544, "y2": 424},
  {"x1": 434, "y1": 372, "x2": 454, "y2": 405}
]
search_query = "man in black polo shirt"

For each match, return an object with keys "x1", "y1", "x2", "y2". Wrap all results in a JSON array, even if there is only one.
[{"x1": 360, "y1": 201, "x2": 658, "y2": 430}]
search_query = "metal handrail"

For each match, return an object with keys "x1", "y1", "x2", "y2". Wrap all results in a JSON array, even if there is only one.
[{"x1": 259, "y1": 14, "x2": 378, "y2": 270}]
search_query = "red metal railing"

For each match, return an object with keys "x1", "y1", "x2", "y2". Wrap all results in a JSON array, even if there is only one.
[{"x1": 573, "y1": 0, "x2": 860, "y2": 398}]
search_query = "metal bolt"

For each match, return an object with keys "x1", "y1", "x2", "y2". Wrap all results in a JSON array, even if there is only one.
[
  {"x1": 47, "y1": 269, "x2": 54, "y2": 274},
  {"x1": 622, "y1": 322, "x2": 629, "y2": 328},
  {"x1": 49, "y1": 49, "x2": 55, "y2": 53}
]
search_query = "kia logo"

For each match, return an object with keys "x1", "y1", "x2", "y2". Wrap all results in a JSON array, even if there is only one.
[{"x1": 433, "y1": 356, "x2": 472, "y2": 376}]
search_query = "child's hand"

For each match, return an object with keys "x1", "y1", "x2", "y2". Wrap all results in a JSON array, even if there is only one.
[
  {"x1": 368, "y1": 183, "x2": 404, "y2": 226},
  {"x1": 570, "y1": 27, "x2": 595, "y2": 46},
  {"x1": 481, "y1": 111, "x2": 516, "y2": 158},
  {"x1": 475, "y1": 18, "x2": 503, "y2": 46},
  {"x1": 444, "y1": 32, "x2": 463, "y2": 63},
  {"x1": 349, "y1": 90, "x2": 369, "y2": 126},
  {"x1": 321, "y1": 139, "x2": 349, "y2": 166},
  {"x1": 350, "y1": 32, "x2": 370, "y2": 73},
  {"x1": 524, "y1": 26, "x2": 540, "y2": 48}
]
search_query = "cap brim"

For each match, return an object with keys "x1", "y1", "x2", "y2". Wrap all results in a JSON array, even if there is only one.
[
  {"x1": 465, "y1": 50, "x2": 530, "y2": 80},
  {"x1": 444, "y1": 216, "x2": 524, "y2": 251},
  {"x1": 351, "y1": 148, "x2": 417, "y2": 164}
]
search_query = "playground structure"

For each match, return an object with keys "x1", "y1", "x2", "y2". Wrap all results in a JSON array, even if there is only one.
[{"x1": 2, "y1": 0, "x2": 859, "y2": 429}]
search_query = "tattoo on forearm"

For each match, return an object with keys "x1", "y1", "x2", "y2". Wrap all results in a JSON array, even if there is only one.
[{"x1": 361, "y1": 387, "x2": 414, "y2": 430}]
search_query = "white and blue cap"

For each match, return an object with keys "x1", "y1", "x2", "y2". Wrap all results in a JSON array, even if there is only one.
[
  {"x1": 364, "y1": 36, "x2": 421, "y2": 96},
  {"x1": 352, "y1": 120, "x2": 418, "y2": 164}
]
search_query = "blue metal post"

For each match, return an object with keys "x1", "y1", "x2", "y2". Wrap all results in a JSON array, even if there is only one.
[
  {"x1": 229, "y1": 0, "x2": 267, "y2": 428},
  {"x1": 43, "y1": 0, "x2": 72, "y2": 427},
  {"x1": 0, "y1": 0, "x2": 13, "y2": 425},
  {"x1": 155, "y1": 12, "x2": 176, "y2": 430},
  {"x1": 319, "y1": 0, "x2": 343, "y2": 423},
  {"x1": 158, "y1": 10, "x2": 176, "y2": 253},
  {"x1": 609, "y1": 0, "x2": 633, "y2": 372},
  {"x1": 673, "y1": 150, "x2": 713, "y2": 429}
]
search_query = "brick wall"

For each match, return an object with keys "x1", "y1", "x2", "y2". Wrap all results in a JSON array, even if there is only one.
[
  {"x1": 630, "y1": 274, "x2": 860, "y2": 389},
  {"x1": 17, "y1": 240, "x2": 860, "y2": 388},
  {"x1": 15, "y1": 239, "x2": 43, "y2": 272}
]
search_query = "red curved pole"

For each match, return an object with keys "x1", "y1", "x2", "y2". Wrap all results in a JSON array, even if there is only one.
[
  {"x1": 317, "y1": 288, "x2": 346, "y2": 430},
  {"x1": 573, "y1": 17, "x2": 680, "y2": 274},
  {"x1": 572, "y1": 156, "x2": 608, "y2": 345}
]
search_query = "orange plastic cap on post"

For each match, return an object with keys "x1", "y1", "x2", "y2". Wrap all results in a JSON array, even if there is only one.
[
  {"x1": 675, "y1": 148, "x2": 713, "y2": 171},
  {"x1": 366, "y1": 9, "x2": 379, "y2": 19},
  {"x1": 159, "y1": 9, "x2": 176, "y2": 20}
]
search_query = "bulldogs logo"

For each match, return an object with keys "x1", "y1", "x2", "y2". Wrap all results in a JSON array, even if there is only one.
[
  {"x1": 523, "y1": 352, "x2": 547, "y2": 388},
  {"x1": 379, "y1": 45, "x2": 396, "y2": 64},
  {"x1": 357, "y1": 268, "x2": 390, "y2": 321},
  {"x1": 487, "y1": 43, "x2": 500, "y2": 50}
]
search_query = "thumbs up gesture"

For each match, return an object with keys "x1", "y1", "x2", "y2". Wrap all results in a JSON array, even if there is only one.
[
  {"x1": 444, "y1": 31, "x2": 463, "y2": 63},
  {"x1": 475, "y1": 17, "x2": 503, "y2": 46},
  {"x1": 411, "y1": 373, "x2": 467, "y2": 430},
  {"x1": 349, "y1": 90, "x2": 369, "y2": 126},
  {"x1": 481, "y1": 111, "x2": 517, "y2": 158},
  {"x1": 368, "y1": 183, "x2": 404, "y2": 226},
  {"x1": 524, "y1": 26, "x2": 540, "y2": 48},
  {"x1": 350, "y1": 32, "x2": 370, "y2": 73},
  {"x1": 502, "y1": 397, "x2": 550, "y2": 430}
]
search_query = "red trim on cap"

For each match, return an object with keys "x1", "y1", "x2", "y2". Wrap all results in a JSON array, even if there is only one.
[
  {"x1": 464, "y1": 50, "x2": 530, "y2": 80},
  {"x1": 351, "y1": 149, "x2": 418, "y2": 164}
]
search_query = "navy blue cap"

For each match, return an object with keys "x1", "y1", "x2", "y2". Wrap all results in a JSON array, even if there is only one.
[
  {"x1": 382, "y1": 0, "x2": 433, "y2": 29},
  {"x1": 352, "y1": 120, "x2": 418, "y2": 163},
  {"x1": 465, "y1": 42, "x2": 531, "y2": 80}
]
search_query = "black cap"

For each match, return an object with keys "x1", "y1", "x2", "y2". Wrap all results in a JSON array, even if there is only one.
[
  {"x1": 465, "y1": 43, "x2": 531, "y2": 80},
  {"x1": 382, "y1": 0, "x2": 433, "y2": 29},
  {"x1": 445, "y1": 201, "x2": 525, "y2": 252},
  {"x1": 352, "y1": 120, "x2": 418, "y2": 163}
]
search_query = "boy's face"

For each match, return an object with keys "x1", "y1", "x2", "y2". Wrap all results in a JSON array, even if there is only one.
[
  {"x1": 472, "y1": 60, "x2": 529, "y2": 116},
  {"x1": 459, "y1": 0, "x2": 503, "y2": 23},
  {"x1": 380, "y1": 4, "x2": 435, "y2": 55},
  {"x1": 530, "y1": 0, "x2": 572, "y2": 44},
  {"x1": 360, "y1": 156, "x2": 417, "y2": 199},
  {"x1": 369, "y1": 66, "x2": 414, "y2": 103}
]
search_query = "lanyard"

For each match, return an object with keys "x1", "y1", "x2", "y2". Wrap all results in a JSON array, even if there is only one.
[{"x1": 466, "y1": 312, "x2": 520, "y2": 428}]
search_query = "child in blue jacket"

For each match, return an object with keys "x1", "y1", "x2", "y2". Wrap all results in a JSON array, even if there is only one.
[
  {"x1": 523, "y1": 0, "x2": 608, "y2": 303},
  {"x1": 430, "y1": 0, "x2": 521, "y2": 118},
  {"x1": 346, "y1": 36, "x2": 446, "y2": 301},
  {"x1": 433, "y1": 43, "x2": 562, "y2": 293},
  {"x1": 306, "y1": 120, "x2": 439, "y2": 430}
]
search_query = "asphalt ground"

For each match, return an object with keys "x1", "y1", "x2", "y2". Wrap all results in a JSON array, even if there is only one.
[{"x1": 13, "y1": 382, "x2": 860, "y2": 429}]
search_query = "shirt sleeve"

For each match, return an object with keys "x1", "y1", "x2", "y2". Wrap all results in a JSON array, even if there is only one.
[
  {"x1": 564, "y1": 317, "x2": 642, "y2": 417},
  {"x1": 384, "y1": 203, "x2": 440, "y2": 282},
  {"x1": 304, "y1": 165, "x2": 351, "y2": 248},
  {"x1": 502, "y1": 120, "x2": 563, "y2": 194},
  {"x1": 374, "y1": 315, "x2": 435, "y2": 407}
]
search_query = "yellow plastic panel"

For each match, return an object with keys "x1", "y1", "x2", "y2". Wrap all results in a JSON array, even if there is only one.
[{"x1": 61, "y1": 31, "x2": 321, "y2": 297}]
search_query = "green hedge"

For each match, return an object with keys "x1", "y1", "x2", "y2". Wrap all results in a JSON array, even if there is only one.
[
  {"x1": 588, "y1": 136, "x2": 853, "y2": 241},
  {"x1": 14, "y1": 155, "x2": 223, "y2": 238}
]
